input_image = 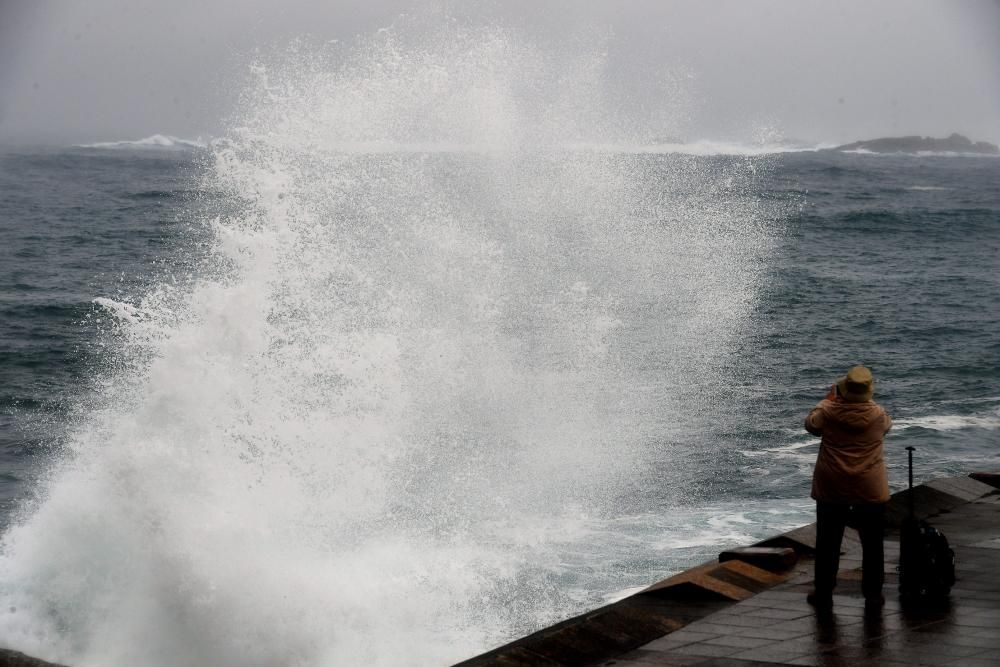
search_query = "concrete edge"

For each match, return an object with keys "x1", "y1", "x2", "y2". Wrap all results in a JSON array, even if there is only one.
[{"x1": 453, "y1": 473, "x2": 999, "y2": 667}]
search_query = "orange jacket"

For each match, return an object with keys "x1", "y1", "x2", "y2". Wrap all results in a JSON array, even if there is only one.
[{"x1": 805, "y1": 399, "x2": 892, "y2": 503}]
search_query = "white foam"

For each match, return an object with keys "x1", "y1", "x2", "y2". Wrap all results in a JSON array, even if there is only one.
[
  {"x1": 894, "y1": 412, "x2": 1000, "y2": 432},
  {"x1": 92, "y1": 297, "x2": 146, "y2": 324},
  {"x1": 648, "y1": 503, "x2": 812, "y2": 551},
  {"x1": 842, "y1": 148, "x2": 999, "y2": 158},
  {"x1": 568, "y1": 139, "x2": 831, "y2": 156},
  {"x1": 75, "y1": 134, "x2": 207, "y2": 150},
  {"x1": 741, "y1": 437, "x2": 817, "y2": 461},
  {"x1": 913, "y1": 151, "x2": 1000, "y2": 158}
]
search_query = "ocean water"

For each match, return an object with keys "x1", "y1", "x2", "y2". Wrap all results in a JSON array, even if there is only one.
[{"x1": 1, "y1": 32, "x2": 1000, "y2": 667}]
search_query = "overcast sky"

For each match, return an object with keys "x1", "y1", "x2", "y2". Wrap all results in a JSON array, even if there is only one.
[{"x1": 1, "y1": 0, "x2": 998, "y2": 146}]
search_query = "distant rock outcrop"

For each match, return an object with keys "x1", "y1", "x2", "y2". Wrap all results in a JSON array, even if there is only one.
[
  {"x1": 829, "y1": 133, "x2": 999, "y2": 155},
  {"x1": 0, "y1": 648, "x2": 68, "y2": 667}
]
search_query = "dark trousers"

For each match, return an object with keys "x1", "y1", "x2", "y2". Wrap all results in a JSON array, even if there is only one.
[{"x1": 814, "y1": 501, "x2": 885, "y2": 598}]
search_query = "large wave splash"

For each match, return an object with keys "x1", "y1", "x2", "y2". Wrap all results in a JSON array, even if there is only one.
[{"x1": 0, "y1": 23, "x2": 784, "y2": 666}]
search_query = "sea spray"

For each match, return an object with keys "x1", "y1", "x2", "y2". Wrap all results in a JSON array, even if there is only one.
[{"x1": 0, "y1": 21, "x2": 786, "y2": 666}]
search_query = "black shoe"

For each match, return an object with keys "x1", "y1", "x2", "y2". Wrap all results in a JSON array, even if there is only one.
[
  {"x1": 864, "y1": 593, "x2": 885, "y2": 608},
  {"x1": 807, "y1": 590, "x2": 833, "y2": 608}
]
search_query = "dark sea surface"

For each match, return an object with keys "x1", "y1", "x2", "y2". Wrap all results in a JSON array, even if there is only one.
[
  {"x1": 6, "y1": 147, "x2": 996, "y2": 505},
  {"x1": 0, "y1": 148, "x2": 209, "y2": 518},
  {"x1": 0, "y1": 144, "x2": 998, "y2": 663},
  {"x1": 730, "y1": 150, "x2": 1000, "y2": 496}
]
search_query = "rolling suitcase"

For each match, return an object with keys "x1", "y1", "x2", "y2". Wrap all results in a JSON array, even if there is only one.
[{"x1": 898, "y1": 446, "x2": 955, "y2": 601}]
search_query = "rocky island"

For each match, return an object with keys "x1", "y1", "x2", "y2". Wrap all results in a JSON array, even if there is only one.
[{"x1": 829, "y1": 132, "x2": 999, "y2": 155}]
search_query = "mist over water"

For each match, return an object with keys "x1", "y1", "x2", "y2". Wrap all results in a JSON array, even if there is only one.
[{"x1": 0, "y1": 23, "x2": 786, "y2": 666}]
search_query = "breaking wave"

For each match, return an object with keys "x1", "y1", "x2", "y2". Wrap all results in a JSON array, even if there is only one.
[
  {"x1": 840, "y1": 148, "x2": 1000, "y2": 158},
  {"x1": 74, "y1": 134, "x2": 208, "y2": 150},
  {"x1": 571, "y1": 140, "x2": 831, "y2": 156},
  {"x1": 1, "y1": 20, "x2": 788, "y2": 667}
]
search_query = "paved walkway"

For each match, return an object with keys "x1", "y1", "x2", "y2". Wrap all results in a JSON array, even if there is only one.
[{"x1": 605, "y1": 479, "x2": 1000, "y2": 666}]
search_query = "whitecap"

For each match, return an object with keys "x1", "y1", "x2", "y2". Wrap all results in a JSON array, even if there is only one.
[
  {"x1": 74, "y1": 134, "x2": 207, "y2": 150},
  {"x1": 568, "y1": 139, "x2": 831, "y2": 156},
  {"x1": 894, "y1": 413, "x2": 1000, "y2": 431},
  {"x1": 741, "y1": 437, "x2": 817, "y2": 460},
  {"x1": 842, "y1": 149, "x2": 999, "y2": 158}
]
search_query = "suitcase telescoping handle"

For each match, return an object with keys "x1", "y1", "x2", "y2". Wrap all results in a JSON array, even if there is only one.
[
  {"x1": 906, "y1": 445, "x2": 915, "y2": 518},
  {"x1": 906, "y1": 446, "x2": 915, "y2": 490}
]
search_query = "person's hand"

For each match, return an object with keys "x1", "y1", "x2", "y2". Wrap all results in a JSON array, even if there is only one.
[{"x1": 824, "y1": 384, "x2": 838, "y2": 401}]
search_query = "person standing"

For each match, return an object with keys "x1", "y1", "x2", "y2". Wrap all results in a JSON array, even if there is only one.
[{"x1": 804, "y1": 365, "x2": 892, "y2": 608}]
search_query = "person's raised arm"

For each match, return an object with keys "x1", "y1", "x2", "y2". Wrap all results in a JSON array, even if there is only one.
[
  {"x1": 805, "y1": 407, "x2": 824, "y2": 436},
  {"x1": 804, "y1": 384, "x2": 836, "y2": 436}
]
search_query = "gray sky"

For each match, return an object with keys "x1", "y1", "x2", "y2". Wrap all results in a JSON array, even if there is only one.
[{"x1": 1, "y1": 0, "x2": 998, "y2": 146}]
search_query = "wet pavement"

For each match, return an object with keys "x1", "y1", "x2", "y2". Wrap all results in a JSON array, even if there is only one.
[{"x1": 604, "y1": 477, "x2": 1000, "y2": 666}]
